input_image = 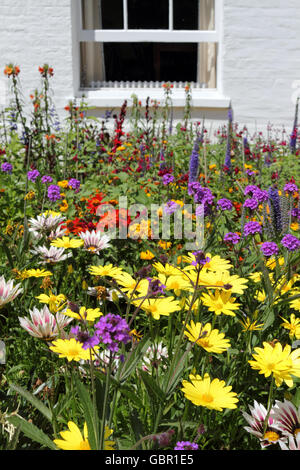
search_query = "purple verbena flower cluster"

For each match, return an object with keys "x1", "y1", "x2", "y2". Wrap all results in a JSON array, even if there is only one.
[
  {"x1": 94, "y1": 313, "x2": 131, "y2": 353},
  {"x1": 281, "y1": 234, "x2": 300, "y2": 252},
  {"x1": 27, "y1": 169, "x2": 40, "y2": 182},
  {"x1": 174, "y1": 441, "x2": 199, "y2": 450},
  {"x1": 162, "y1": 173, "x2": 174, "y2": 185},
  {"x1": 260, "y1": 241, "x2": 279, "y2": 257},
  {"x1": 284, "y1": 182, "x2": 298, "y2": 194},
  {"x1": 1, "y1": 162, "x2": 13, "y2": 174},
  {"x1": 243, "y1": 221, "x2": 262, "y2": 237},
  {"x1": 163, "y1": 200, "x2": 180, "y2": 215},
  {"x1": 244, "y1": 185, "x2": 268, "y2": 202},
  {"x1": 41, "y1": 175, "x2": 53, "y2": 184},
  {"x1": 243, "y1": 198, "x2": 259, "y2": 211},
  {"x1": 217, "y1": 198, "x2": 233, "y2": 211},
  {"x1": 188, "y1": 182, "x2": 214, "y2": 216},
  {"x1": 68, "y1": 178, "x2": 81, "y2": 191},
  {"x1": 224, "y1": 232, "x2": 240, "y2": 245},
  {"x1": 47, "y1": 184, "x2": 61, "y2": 202}
]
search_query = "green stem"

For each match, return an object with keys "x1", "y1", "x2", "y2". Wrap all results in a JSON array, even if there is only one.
[{"x1": 99, "y1": 353, "x2": 112, "y2": 449}]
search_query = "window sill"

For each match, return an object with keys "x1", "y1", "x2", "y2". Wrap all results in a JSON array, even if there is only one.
[{"x1": 75, "y1": 88, "x2": 230, "y2": 109}]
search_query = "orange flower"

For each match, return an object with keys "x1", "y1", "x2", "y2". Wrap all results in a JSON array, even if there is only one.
[{"x1": 4, "y1": 64, "x2": 20, "y2": 77}]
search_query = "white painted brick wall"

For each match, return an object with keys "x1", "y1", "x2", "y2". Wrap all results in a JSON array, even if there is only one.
[
  {"x1": 0, "y1": 0, "x2": 299, "y2": 135},
  {"x1": 222, "y1": 0, "x2": 300, "y2": 133},
  {"x1": 0, "y1": 0, "x2": 74, "y2": 117}
]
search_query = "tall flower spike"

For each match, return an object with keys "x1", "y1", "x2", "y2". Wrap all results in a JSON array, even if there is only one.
[
  {"x1": 188, "y1": 136, "x2": 201, "y2": 184},
  {"x1": 224, "y1": 103, "x2": 233, "y2": 170},
  {"x1": 268, "y1": 186, "x2": 283, "y2": 234},
  {"x1": 290, "y1": 97, "x2": 299, "y2": 154}
]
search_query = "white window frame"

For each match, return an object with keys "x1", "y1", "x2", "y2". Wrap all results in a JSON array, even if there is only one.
[{"x1": 72, "y1": 0, "x2": 229, "y2": 108}]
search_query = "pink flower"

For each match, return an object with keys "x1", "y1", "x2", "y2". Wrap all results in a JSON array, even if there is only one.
[
  {"x1": 19, "y1": 305, "x2": 73, "y2": 341},
  {"x1": 0, "y1": 276, "x2": 22, "y2": 308}
]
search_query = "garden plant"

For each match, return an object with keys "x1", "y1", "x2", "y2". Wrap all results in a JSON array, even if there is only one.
[{"x1": 0, "y1": 64, "x2": 300, "y2": 451}]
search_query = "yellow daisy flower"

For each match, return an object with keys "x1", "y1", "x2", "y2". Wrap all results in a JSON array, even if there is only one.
[
  {"x1": 201, "y1": 290, "x2": 240, "y2": 316},
  {"x1": 182, "y1": 252, "x2": 232, "y2": 274},
  {"x1": 152, "y1": 262, "x2": 181, "y2": 277},
  {"x1": 65, "y1": 306, "x2": 102, "y2": 322},
  {"x1": 280, "y1": 314, "x2": 300, "y2": 340},
  {"x1": 249, "y1": 272, "x2": 263, "y2": 283},
  {"x1": 114, "y1": 272, "x2": 144, "y2": 295},
  {"x1": 36, "y1": 292, "x2": 66, "y2": 313},
  {"x1": 20, "y1": 268, "x2": 53, "y2": 279},
  {"x1": 238, "y1": 317, "x2": 264, "y2": 332},
  {"x1": 184, "y1": 321, "x2": 231, "y2": 353},
  {"x1": 158, "y1": 273, "x2": 192, "y2": 296},
  {"x1": 248, "y1": 341, "x2": 300, "y2": 387},
  {"x1": 254, "y1": 290, "x2": 267, "y2": 302},
  {"x1": 290, "y1": 296, "x2": 300, "y2": 312},
  {"x1": 88, "y1": 264, "x2": 124, "y2": 279},
  {"x1": 49, "y1": 338, "x2": 95, "y2": 362},
  {"x1": 134, "y1": 296, "x2": 181, "y2": 320},
  {"x1": 51, "y1": 236, "x2": 84, "y2": 249},
  {"x1": 265, "y1": 256, "x2": 285, "y2": 270},
  {"x1": 53, "y1": 422, "x2": 115, "y2": 450},
  {"x1": 181, "y1": 372, "x2": 238, "y2": 411},
  {"x1": 54, "y1": 421, "x2": 90, "y2": 450},
  {"x1": 199, "y1": 271, "x2": 248, "y2": 295}
]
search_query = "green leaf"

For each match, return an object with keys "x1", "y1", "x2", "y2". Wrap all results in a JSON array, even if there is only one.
[
  {"x1": 119, "y1": 337, "x2": 151, "y2": 383},
  {"x1": 139, "y1": 370, "x2": 165, "y2": 405},
  {"x1": 7, "y1": 415, "x2": 57, "y2": 450},
  {"x1": 73, "y1": 375, "x2": 99, "y2": 450},
  {"x1": 9, "y1": 382, "x2": 52, "y2": 422},
  {"x1": 1, "y1": 239, "x2": 14, "y2": 268}
]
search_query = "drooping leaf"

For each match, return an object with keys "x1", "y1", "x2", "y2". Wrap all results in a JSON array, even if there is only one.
[
  {"x1": 9, "y1": 382, "x2": 52, "y2": 422},
  {"x1": 7, "y1": 415, "x2": 57, "y2": 450}
]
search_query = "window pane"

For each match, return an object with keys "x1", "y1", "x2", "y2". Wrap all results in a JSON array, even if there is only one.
[
  {"x1": 82, "y1": 0, "x2": 123, "y2": 30},
  {"x1": 127, "y1": 0, "x2": 169, "y2": 29},
  {"x1": 80, "y1": 42, "x2": 215, "y2": 85},
  {"x1": 173, "y1": 0, "x2": 215, "y2": 30}
]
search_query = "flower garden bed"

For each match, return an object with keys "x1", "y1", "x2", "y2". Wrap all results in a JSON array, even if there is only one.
[{"x1": 0, "y1": 65, "x2": 300, "y2": 451}]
